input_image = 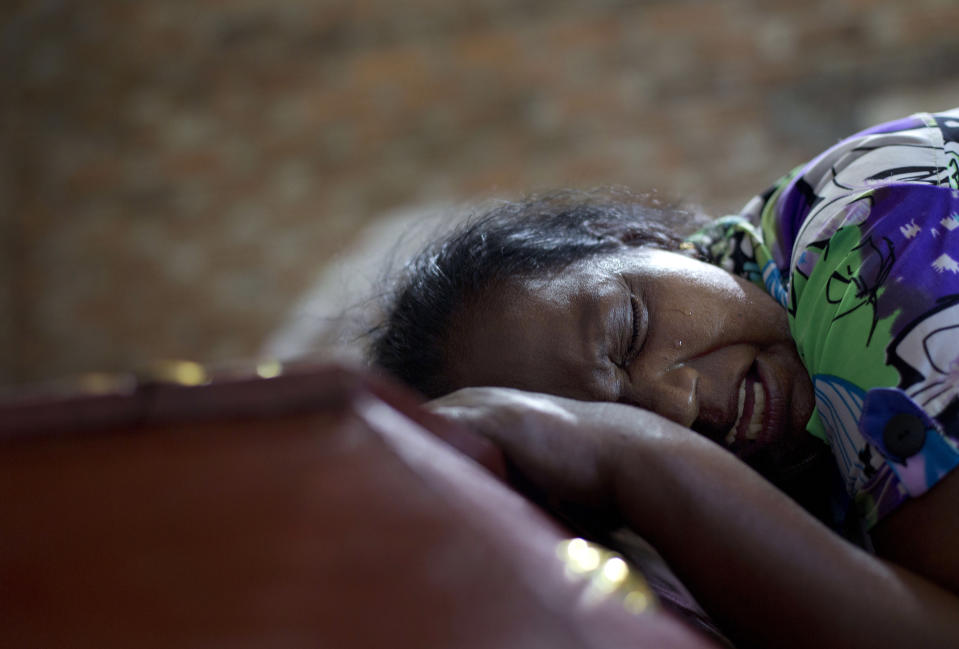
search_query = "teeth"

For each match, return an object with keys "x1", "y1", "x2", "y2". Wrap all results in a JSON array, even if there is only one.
[
  {"x1": 724, "y1": 379, "x2": 766, "y2": 444},
  {"x1": 725, "y1": 380, "x2": 747, "y2": 445},
  {"x1": 745, "y1": 382, "x2": 765, "y2": 439},
  {"x1": 737, "y1": 381, "x2": 746, "y2": 420}
]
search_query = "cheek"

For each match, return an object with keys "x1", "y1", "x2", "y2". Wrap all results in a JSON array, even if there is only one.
[
  {"x1": 649, "y1": 256, "x2": 792, "y2": 345},
  {"x1": 687, "y1": 268, "x2": 760, "y2": 317},
  {"x1": 722, "y1": 276, "x2": 792, "y2": 341}
]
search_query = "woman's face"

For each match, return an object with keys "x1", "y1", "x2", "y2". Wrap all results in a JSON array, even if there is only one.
[{"x1": 445, "y1": 246, "x2": 816, "y2": 465}]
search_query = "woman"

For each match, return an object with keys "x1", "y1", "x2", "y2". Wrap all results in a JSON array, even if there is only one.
[{"x1": 368, "y1": 109, "x2": 959, "y2": 647}]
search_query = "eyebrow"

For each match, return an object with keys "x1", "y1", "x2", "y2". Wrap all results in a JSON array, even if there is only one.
[
  {"x1": 570, "y1": 278, "x2": 630, "y2": 401},
  {"x1": 615, "y1": 277, "x2": 636, "y2": 362}
]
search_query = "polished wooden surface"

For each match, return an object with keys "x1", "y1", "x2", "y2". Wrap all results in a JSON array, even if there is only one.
[{"x1": 0, "y1": 365, "x2": 716, "y2": 648}]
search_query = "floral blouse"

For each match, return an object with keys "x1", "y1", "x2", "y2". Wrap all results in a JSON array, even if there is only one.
[{"x1": 690, "y1": 108, "x2": 959, "y2": 528}]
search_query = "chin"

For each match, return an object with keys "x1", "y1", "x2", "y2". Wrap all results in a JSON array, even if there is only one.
[
  {"x1": 763, "y1": 438, "x2": 834, "y2": 522},
  {"x1": 737, "y1": 428, "x2": 829, "y2": 489}
]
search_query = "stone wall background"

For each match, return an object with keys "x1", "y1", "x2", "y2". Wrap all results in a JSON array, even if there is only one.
[{"x1": 3, "y1": 0, "x2": 959, "y2": 384}]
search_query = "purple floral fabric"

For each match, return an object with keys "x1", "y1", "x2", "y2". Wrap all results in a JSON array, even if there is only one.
[{"x1": 690, "y1": 108, "x2": 959, "y2": 528}]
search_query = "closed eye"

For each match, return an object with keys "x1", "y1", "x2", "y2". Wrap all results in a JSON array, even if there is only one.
[{"x1": 625, "y1": 293, "x2": 646, "y2": 366}]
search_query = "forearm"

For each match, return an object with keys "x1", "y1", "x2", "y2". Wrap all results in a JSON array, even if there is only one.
[
  {"x1": 611, "y1": 428, "x2": 959, "y2": 649},
  {"x1": 428, "y1": 389, "x2": 959, "y2": 647}
]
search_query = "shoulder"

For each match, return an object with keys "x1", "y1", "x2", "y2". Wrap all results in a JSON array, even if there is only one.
[
  {"x1": 754, "y1": 108, "x2": 959, "y2": 270},
  {"x1": 729, "y1": 110, "x2": 959, "y2": 536}
]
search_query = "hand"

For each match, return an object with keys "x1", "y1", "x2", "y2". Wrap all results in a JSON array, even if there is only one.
[
  {"x1": 428, "y1": 386, "x2": 690, "y2": 511},
  {"x1": 431, "y1": 387, "x2": 959, "y2": 649}
]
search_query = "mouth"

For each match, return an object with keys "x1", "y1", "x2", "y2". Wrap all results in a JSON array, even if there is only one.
[{"x1": 723, "y1": 365, "x2": 766, "y2": 447}]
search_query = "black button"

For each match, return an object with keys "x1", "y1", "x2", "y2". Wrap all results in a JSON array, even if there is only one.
[{"x1": 883, "y1": 413, "x2": 926, "y2": 460}]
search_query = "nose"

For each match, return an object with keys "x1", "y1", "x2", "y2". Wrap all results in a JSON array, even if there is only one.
[{"x1": 645, "y1": 364, "x2": 700, "y2": 428}]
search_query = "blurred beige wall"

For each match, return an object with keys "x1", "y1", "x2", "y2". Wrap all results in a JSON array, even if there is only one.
[{"x1": 3, "y1": 0, "x2": 959, "y2": 383}]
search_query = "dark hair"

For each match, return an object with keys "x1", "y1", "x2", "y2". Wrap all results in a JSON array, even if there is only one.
[{"x1": 366, "y1": 189, "x2": 706, "y2": 398}]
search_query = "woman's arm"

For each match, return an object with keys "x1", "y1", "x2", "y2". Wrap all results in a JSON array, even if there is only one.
[
  {"x1": 430, "y1": 387, "x2": 959, "y2": 649},
  {"x1": 871, "y1": 470, "x2": 959, "y2": 595}
]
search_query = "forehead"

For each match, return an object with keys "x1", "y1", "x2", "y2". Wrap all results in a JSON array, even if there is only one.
[
  {"x1": 511, "y1": 255, "x2": 623, "y2": 306},
  {"x1": 505, "y1": 246, "x2": 716, "y2": 300},
  {"x1": 444, "y1": 252, "x2": 629, "y2": 398}
]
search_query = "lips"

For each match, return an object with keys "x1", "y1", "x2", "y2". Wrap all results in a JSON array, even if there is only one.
[{"x1": 724, "y1": 371, "x2": 766, "y2": 446}]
